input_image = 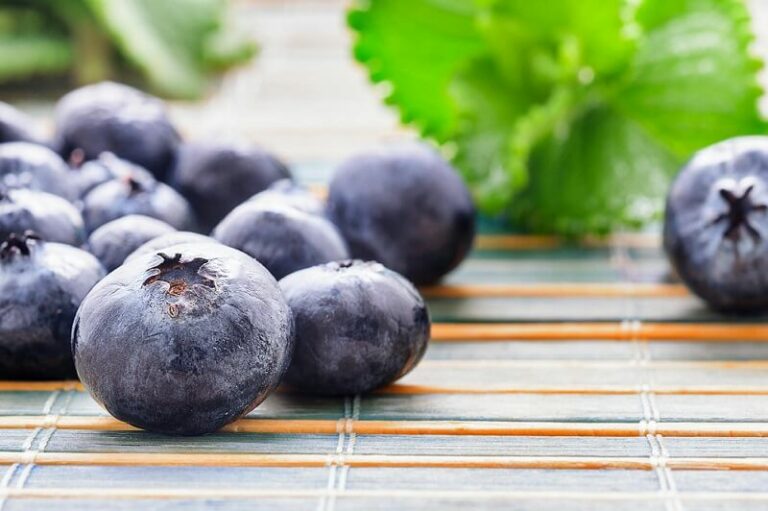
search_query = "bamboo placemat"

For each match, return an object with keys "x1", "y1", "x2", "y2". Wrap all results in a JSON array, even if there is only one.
[
  {"x1": 2, "y1": 1, "x2": 767, "y2": 508},
  {"x1": 0, "y1": 167, "x2": 767, "y2": 510}
]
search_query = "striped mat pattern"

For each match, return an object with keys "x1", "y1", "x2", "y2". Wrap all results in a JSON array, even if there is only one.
[{"x1": 1, "y1": 222, "x2": 768, "y2": 511}]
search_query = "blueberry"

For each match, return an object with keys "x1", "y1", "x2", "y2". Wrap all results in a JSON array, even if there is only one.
[
  {"x1": 0, "y1": 142, "x2": 75, "y2": 200},
  {"x1": 82, "y1": 172, "x2": 195, "y2": 233},
  {"x1": 69, "y1": 152, "x2": 155, "y2": 199},
  {"x1": 280, "y1": 260, "x2": 430, "y2": 395},
  {"x1": 213, "y1": 202, "x2": 348, "y2": 280},
  {"x1": 0, "y1": 233, "x2": 105, "y2": 379},
  {"x1": 0, "y1": 102, "x2": 42, "y2": 145},
  {"x1": 171, "y1": 142, "x2": 291, "y2": 232},
  {"x1": 125, "y1": 231, "x2": 219, "y2": 263},
  {"x1": 664, "y1": 136, "x2": 768, "y2": 312},
  {"x1": 73, "y1": 243, "x2": 294, "y2": 435},
  {"x1": 54, "y1": 82, "x2": 180, "y2": 180},
  {"x1": 0, "y1": 188, "x2": 85, "y2": 246},
  {"x1": 327, "y1": 144, "x2": 476, "y2": 285},
  {"x1": 86, "y1": 215, "x2": 176, "y2": 272},
  {"x1": 248, "y1": 179, "x2": 324, "y2": 216}
]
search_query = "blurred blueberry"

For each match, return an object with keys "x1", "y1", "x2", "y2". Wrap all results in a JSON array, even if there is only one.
[
  {"x1": 172, "y1": 142, "x2": 291, "y2": 232},
  {"x1": 327, "y1": 143, "x2": 475, "y2": 285},
  {"x1": 86, "y1": 215, "x2": 176, "y2": 271},
  {"x1": 665, "y1": 136, "x2": 768, "y2": 312},
  {"x1": 0, "y1": 233, "x2": 105, "y2": 379},
  {"x1": 54, "y1": 82, "x2": 180, "y2": 180},
  {"x1": 0, "y1": 188, "x2": 85, "y2": 246},
  {"x1": 213, "y1": 202, "x2": 348, "y2": 280}
]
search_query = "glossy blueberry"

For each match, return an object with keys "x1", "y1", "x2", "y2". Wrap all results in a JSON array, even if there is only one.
[
  {"x1": 125, "y1": 231, "x2": 219, "y2": 263},
  {"x1": 73, "y1": 243, "x2": 294, "y2": 435},
  {"x1": 213, "y1": 202, "x2": 348, "y2": 280},
  {"x1": 69, "y1": 152, "x2": 154, "y2": 199},
  {"x1": 0, "y1": 233, "x2": 105, "y2": 379},
  {"x1": 0, "y1": 188, "x2": 85, "y2": 246},
  {"x1": 248, "y1": 179, "x2": 324, "y2": 216},
  {"x1": 327, "y1": 143, "x2": 476, "y2": 285},
  {"x1": 86, "y1": 215, "x2": 176, "y2": 271},
  {"x1": 664, "y1": 136, "x2": 768, "y2": 312},
  {"x1": 171, "y1": 142, "x2": 291, "y2": 232},
  {"x1": 82, "y1": 172, "x2": 195, "y2": 233},
  {"x1": 280, "y1": 260, "x2": 430, "y2": 395},
  {"x1": 54, "y1": 82, "x2": 180, "y2": 180},
  {"x1": 0, "y1": 102, "x2": 42, "y2": 144},
  {"x1": 0, "y1": 142, "x2": 75, "y2": 200}
]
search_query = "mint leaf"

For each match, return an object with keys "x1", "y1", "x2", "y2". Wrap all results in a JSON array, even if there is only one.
[
  {"x1": 348, "y1": 0, "x2": 484, "y2": 139},
  {"x1": 349, "y1": 0, "x2": 768, "y2": 234}
]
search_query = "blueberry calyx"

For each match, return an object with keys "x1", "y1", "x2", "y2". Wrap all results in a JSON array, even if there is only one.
[
  {"x1": 713, "y1": 184, "x2": 768, "y2": 243},
  {"x1": 124, "y1": 175, "x2": 146, "y2": 195},
  {"x1": 68, "y1": 148, "x2": 86, "y2": 169},
  {"x1": 0, "y1": 231, "x2": 40, "y2": 261},
  {"x1": 143, "y1": 252, "x2": 215, "y2": 294}
]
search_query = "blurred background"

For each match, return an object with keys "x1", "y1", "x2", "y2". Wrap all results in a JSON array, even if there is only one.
[
  {"x1": 1, "y1": 0, "x2": 413, "y2": 162},
  {"x1": 2, "y1": 0, "x2": 768, "y2": 234}
]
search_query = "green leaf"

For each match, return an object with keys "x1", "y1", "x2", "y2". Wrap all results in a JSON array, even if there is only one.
[
  {"x1": 617, "y1": 0, "x2": 767, "y2": 156},
  {"x1": 449, "y1": 57, "x2": 530, "y2": 212},
  {"x1": 84, "y1": 0, "x2": 255, "y2": 98},
  {"x1": 350, "y1": 0, "x2": 768, "y2": 234},
  {"x1": 348, "y1": 0, "x2": 485, "y2": 139},
  {"x1": 0, "y1": 7, "x2": 72, "y2": 80},
  {"x1": 480, "y1": 0, "x2": 635, "y2": 78},
  {"x1": 518, "y1": 106, "x2": 678, "y2": 234}
]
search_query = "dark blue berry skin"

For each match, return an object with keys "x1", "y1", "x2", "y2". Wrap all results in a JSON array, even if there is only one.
[
  {"x1": 0, "y1": 142, "x2": 75, "y2": 200},
  {"x1": 86, "y1": 215, "x2": 176, "y2": 272},
  {"x1": 213, "y1": 202, "x2": 348, "y2": 280},
  {"x1": 0, "y1": 188, "x2": 86, "y2": 246},
  {"x1": 126, "y1": 232, "x2": 218, "y2": 263},
  {"x1": 248, "y1": 179, "x2": 324, "y2": 216},
  {"x1": 280, "y1": 260, "x2": 430, "y2": 396},
  {"x1": 70, "y1": 153, "x2": 155, "y2": 199},
  {"x1": 82, "y1": 172, "x2": 195, "y2": 233},
  {"x1": 172, "y1": 142, "x2": 291, "y2": 232},
  {"x1": 327, "y1": 144, "x2": 476, "y2": 285},
  {"x1": 54, "y1": 82, "x2": 180, "y2": 181},
  {"x1": 0, "y1": 234, "x2": 105, "y2": 379},
  {"x1": 73, "y1": 243, "x2": 294, "y2": 435},
  {"x1": 0, "y1": 102, "x2": 42, "y2": 145},
  {"x1": 664, "y1": 136, "x2": 768, "y2": 312}
]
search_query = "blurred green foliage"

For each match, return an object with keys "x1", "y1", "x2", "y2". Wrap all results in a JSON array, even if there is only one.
[
  {"x1": 0, "y1": 0, "x2": 256, "y2": 99},
  {"x1": 350, "y1": 0, "x2": 768, "y2": 235}
]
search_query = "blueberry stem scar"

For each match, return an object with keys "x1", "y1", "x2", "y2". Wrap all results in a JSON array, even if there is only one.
[
  {"x1": 712, "y1": 184, "x2": 768, "y2": 243},
  {"x1": 0, "y1": 231, "x2": 40, "y2": 260},
  {"x1": 142, "y1": 252, "x2": 215, "y2": 291},
  {"x1": 124, "y1": 175, "x2": 145, "y2": 195}
]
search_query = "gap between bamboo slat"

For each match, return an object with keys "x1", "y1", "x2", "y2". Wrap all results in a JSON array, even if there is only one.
[
  {"x1": 3, "y1": 488, "x2": 767, "y2": 501},
  {"x1": 0, "y1": 451, "x2": 765, "y2": 470},
  {"x1": 420, "y1": 283, "x2": 688, "y2": 298},
  {"x1": 431, "y1": 323, "x2": 768, "y2": 341},
  {"x1": 3, "y1": 417, "x2": 768, "y2": 438}
]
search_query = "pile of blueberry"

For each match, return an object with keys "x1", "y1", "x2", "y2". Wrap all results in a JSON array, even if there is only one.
[{"x1": 0, "y1": 82, "x2": 476, "y2": 435}]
